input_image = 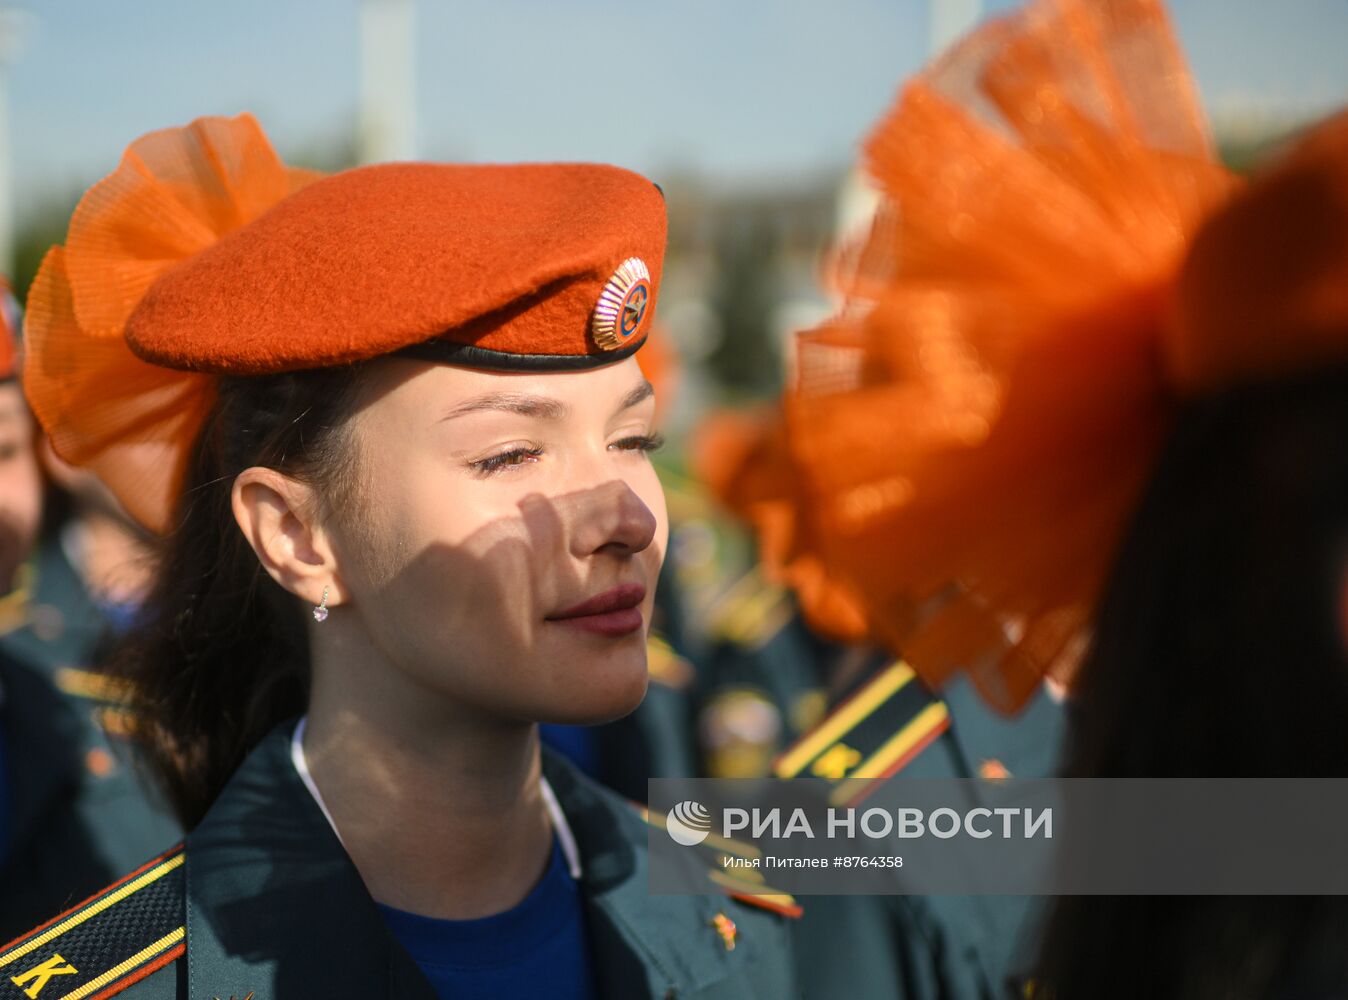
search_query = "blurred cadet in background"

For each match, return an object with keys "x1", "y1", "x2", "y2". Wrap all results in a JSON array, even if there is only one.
[
  {"x1": 1017, "y1": 46, "x2": 1348, "y2": 1000},
  {"x1": 696, "y1": 404, "x2": 1065, "y2": 999},
  {"x1": 692, "y1": 564, "x2": 832, "y2": 781},
  {"x1": 739, "y1": 0, "x2": 1348, "y2": 996},
  {"x1": 1033, "y1": 208, "x2": 1348, "y2": 998},
  {"x1": 0, "y1": 282, "x2": 178, "y2": 943}
]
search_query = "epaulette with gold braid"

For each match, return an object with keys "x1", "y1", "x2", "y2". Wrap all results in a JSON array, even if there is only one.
[
  {"x1": 773, "y1": 661, "x2": 950, "y2": 807},
  {"x1": 0, "y1": 846, "x2": 185, "y2": 1000},
  {"x1": 52, "y1": 668, "x2": 142, "y2": 742},
  {"x1": 706, "y1": 569, "x2": 793, "y2": 650},
  {"x1": 636, "y1": 805, "x2": 802, "y2": 918}
]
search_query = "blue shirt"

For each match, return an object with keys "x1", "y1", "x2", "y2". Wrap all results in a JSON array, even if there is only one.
[
  {"x1": 538, "y1": 724, "x2": 601, "y2": 779},
  {"x1": 378, "y1": 835, "x2": 598, "y2": 1000}
]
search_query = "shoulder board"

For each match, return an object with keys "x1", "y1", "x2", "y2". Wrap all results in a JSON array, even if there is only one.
[
  {"x1": 0, "y1": 845, "x2": 185, "y2": 1000},
  {"x1": 706, "y1": 570, "x2": 792, "y2": 649},
  {"x1": 773, "y1": 660, "x2": 950, "y2": 807},
  {"x1": 51, "y1": 668, "x2": 143, "y2": 741},
  {"x1": 0, "y1": 560, "x2": 35, "y2": 638},
  {"x1": 54, "y1": 668, "x2": 135, "y2": 707},
  {"x1": 635, "y1": 805, "x2": 802, "y2": 919}
]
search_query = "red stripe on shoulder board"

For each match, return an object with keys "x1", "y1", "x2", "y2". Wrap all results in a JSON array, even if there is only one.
[
  {"x1": 0, "y1": 842, "x2": 186, "y2": 953},
  {"x1": 728, "y1": 891, "x2": 804, "y2": 919},
  {"x1": 87, "y1": 941, "x2": 186, "y2": 1000}
]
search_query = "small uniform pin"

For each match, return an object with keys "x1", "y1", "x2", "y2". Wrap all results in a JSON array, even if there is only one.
[
  {"x1": 86, "y1": 746, "x2": 116, "y2": 778},
  {"x1": 979, "y1": 758, "x2": 1011, "y2": 781},
  {"x1": 711, "y1": 912, "x2": 737, "y2": 951}
]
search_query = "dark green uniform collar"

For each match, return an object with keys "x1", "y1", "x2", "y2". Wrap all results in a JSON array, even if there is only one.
[
  {"x1": 184, "y1": 723, "x2": 783, "y2": 1000},
  {"x1": 183, "y1": 723, "x2": 435, "y2": 1000},
  {"x1": 540, "y1": 741, "x2": 772, "y2": 997}
]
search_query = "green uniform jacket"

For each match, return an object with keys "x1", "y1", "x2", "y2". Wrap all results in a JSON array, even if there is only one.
[
  {"x1": 0, "y1": 538, "x2": 180, "y2": 944},
  {"x1": 0, "y1": 724, "x2": 801, "y2": 1000},
  {"x1": 788, "y1": 673, "x2": 1066, "y2": 1000}
]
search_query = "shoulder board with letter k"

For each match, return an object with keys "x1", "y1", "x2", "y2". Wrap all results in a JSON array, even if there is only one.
[
  {"x1": 0, "y1": 845, "x2": 185, "y2": 1000},
  {"x1": 772, "y1": 661, "x2": 950, "y2": 807}
]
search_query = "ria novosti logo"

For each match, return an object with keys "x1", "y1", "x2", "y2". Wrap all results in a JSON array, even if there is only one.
[{"x1": 665, "y1": 800, "x2": 712, "y2": 846}]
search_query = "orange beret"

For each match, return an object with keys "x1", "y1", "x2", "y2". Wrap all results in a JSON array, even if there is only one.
[
  {"x1": 130, "y1": 161, "x2": 666, "y2": 374},
  {"x1": 22, "y1": 113, "x2": 667, "y2": 533}
]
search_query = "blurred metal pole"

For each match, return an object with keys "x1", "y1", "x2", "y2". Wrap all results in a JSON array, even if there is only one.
[
  {"x1": 358, "y1": 0, "x2": 417, "y2": 164},
  {"x1": 833, "y1": 1, "x2": 986, "y2": 280},
  {"x1": 929, "y1": 0, "x2": 981, "y2": 57},
  {"x1": 0, "y1": 8, "x2": 25, "y2": 279}
]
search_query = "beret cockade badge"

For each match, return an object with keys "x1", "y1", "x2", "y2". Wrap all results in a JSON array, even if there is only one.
[{"x1": 591, "y1": 257, "x2": 652, "y2": 351}]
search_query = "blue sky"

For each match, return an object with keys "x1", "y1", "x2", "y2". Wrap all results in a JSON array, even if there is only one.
[{"x1": 6, "y1": 0, "x2": 1347, "y2": 221}]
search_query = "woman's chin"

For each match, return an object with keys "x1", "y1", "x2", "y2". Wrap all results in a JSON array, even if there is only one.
[{"x1": 536, "y1": 668, "x2": 650, "y2": 728}]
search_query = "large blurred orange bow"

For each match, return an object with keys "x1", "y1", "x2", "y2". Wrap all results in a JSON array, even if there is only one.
[
  {"x1": 23, "y1": 114, "x2": 319, "y2": 534},
  {"x1": 760, "y1": 0, "x2": 1348, "y2": 711}
]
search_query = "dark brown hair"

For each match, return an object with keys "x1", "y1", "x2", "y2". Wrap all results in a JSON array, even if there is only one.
[
  {"x1": 1034, "y1": 364, "x2": 1348, "y2": 998},
  {"x1": 110, "y1": 366, "x2": 369, "y2": 828}
]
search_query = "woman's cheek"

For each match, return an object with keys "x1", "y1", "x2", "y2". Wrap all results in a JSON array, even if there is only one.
[{"x1": 400, "y1": 488, "x2": 541, "y2": 637}]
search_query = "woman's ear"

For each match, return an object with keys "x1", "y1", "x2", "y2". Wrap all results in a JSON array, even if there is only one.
[{"x1": 231, "y1": 467, "x2": 344, "y2": 608}]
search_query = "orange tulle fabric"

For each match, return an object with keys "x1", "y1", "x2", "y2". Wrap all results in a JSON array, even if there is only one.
[
  {"x1": 758, "y1": 0, "x2": 1348, "y2": 711},
  {"x1": 694, "y1": 407, "x2": 870, "y2": 644},
  {"x1": 22, "y1": 114, "x2": 320, "y2": 533}
]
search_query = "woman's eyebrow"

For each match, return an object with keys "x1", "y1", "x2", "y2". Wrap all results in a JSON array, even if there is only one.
[
  {"x1": 616, "y1": 380, "x2": 655, "y2": 413},
  {"x1": 440, "y1": 381, "x2": 654, "y2": 423},
  {"x1": 440, "y1": 392, "x2": 569, "y2": 422}
]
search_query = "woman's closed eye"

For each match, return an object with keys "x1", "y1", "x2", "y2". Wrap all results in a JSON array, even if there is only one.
[
  {"x1": 468, "y1": 445, "x2": 544, "y2": 476},
  {"x1": 467, "y1": 433, "x2": 662, "y2": 477},
  {"x1": 610, "y1": 432, "x2": 664, "y2": 455}
]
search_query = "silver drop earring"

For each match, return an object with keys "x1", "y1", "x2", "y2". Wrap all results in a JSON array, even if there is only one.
[{"x1": 313, "y1": 586, "x2": 330, "y2": 623}]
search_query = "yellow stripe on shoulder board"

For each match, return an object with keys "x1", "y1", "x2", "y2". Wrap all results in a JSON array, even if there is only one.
[
  {"x1": 829, "y1": 701, "x2": 951, "y2": 806},
  {"x1": 55, "y1": 667, "x2": 134, "y2": 704},
  {"x1": 0, "y1": 854, "x2": 184, "y2": 970},
  {"x1": 59, "y1": 927, "x2": 185, "y2": 1000},
  {"x1": 774, "y1": 662, "x2": 915, "y2": 778}
]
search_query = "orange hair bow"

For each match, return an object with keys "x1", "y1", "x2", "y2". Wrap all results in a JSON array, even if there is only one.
[
  {"x1": 694, "y1": 405, "x2": 870, "y2": 644},
  {"x1": 22, "y1": 114, "x2": 320, "y2": 533},
  {"x1": 762, "y1": 0, "x2": 1348, "y2": 711}
]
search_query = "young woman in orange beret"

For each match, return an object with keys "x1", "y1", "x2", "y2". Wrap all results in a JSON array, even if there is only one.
[{"x1": 0, "y1": 115, "x2": 801, "y2": 1000}]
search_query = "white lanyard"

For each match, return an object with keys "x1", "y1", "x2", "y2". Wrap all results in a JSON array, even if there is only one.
[{"x1": 290, "y1": 716, "x2": 583, "y2": 880}]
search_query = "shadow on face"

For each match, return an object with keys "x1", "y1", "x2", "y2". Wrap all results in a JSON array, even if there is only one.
[{"x1": 323, "y1": 356, "x2": 670, "y2": 726}]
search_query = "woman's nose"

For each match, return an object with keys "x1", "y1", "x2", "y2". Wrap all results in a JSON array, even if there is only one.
[{"x1": 566, "y1": 479, "x2": 658, "y2": 559}]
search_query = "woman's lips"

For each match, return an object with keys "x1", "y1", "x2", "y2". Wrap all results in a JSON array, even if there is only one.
[{"x1": 546, "y1": 582, "x2": 646, "y2": 637}]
